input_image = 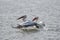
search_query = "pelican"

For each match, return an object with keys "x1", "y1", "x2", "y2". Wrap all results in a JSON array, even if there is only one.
[{"x1": 12, "y1": 15, "x2": 45, "y2": 30}]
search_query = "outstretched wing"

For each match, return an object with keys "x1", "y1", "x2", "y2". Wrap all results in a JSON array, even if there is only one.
[
  {"x1": 32, "y1": 17, "x2": 39, "y2": 22},
  {"x1": 17, "y1": 15, "x2": 27, "y2": 20}
]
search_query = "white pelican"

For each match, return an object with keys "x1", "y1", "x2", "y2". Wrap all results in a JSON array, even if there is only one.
[{"x1": 12, "y1": 15, "x2": 45, "y2": 30}]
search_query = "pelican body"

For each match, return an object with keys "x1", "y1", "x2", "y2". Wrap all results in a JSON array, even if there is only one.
[{"x1": 13, "y1": 15, "x2": 45, "y2": 30}]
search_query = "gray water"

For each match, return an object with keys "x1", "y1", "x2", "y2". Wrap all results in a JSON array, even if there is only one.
[{"x1": 0, "y1": 0, "x2": 60, "y2": 40}]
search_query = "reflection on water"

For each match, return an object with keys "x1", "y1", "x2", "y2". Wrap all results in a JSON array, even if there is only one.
[
  {"x1": 20, "y1": 29, "x2": 40, "y2": 34},
  {"x1": 12, "y1": 28, "x2": 40, "y2": 35}
]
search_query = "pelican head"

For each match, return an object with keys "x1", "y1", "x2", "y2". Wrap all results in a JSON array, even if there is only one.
[{"x1": 37, "y1": 21, "x2": 45, "y2": 28}]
